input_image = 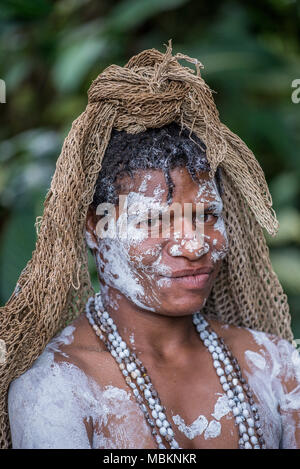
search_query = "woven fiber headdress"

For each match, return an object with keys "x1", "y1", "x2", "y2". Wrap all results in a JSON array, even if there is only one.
[{"x1": 0, "y1": 40, "x2": 293, "y2": 448}]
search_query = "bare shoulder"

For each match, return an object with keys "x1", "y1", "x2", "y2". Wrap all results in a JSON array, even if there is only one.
[
  {"x1": 52, "y1": 313, "x2": 123, "y2": 388},
  {"x1": 206, "y1": 316, "x2": 298, "y2": 378},
  {"x1": 206, "y1": 318, "x2": 300, "y2": 449}
]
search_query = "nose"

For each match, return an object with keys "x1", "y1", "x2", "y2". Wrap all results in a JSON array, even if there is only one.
[
  {"x1": 165, "y1": 210, "x2": 210, "y2": 260},
  {"x1": 167, "y1": 234, "x2": 210, "y2": 260}
]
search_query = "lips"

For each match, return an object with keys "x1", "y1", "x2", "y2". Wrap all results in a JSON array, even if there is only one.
[
  {"x1": 158, "y1": 266, "x2": 214, "y2": 290},
  {"x1": 164, "y1": 266, "x2": 214, "y2": 278}
]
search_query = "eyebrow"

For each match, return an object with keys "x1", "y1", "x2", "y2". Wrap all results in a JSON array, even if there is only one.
[
  {"x1": 203, "y1": 203, "x2": 222, "y2": 212},
  {"x1": 127, "y1": 202, "x2": 223, "y2": 218},
  {"x1": 153, "y1": 203, "x2": 223, "y2": 217}
]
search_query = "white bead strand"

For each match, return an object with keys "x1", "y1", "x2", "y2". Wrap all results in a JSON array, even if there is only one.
[
  {"x1": 194, "y1": 312, "x2": 265, "y2": 449},
  {"x1": 86, "y1": 295, "x2": 181, "y2": 450}
]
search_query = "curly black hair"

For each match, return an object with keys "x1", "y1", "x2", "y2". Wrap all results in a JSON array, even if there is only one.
[{"x1": 92, "y1": 122, "x2": 223, "y2": 208}]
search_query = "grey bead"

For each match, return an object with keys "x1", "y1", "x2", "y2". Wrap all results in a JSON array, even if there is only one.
[{"x1": 247, "y1": 418, "x2": 254, "y2": 427}]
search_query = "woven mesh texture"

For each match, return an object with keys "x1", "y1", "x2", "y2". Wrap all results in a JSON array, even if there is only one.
[{"x1": 0, "y1": 40, "x2": 293, "y2": 448}]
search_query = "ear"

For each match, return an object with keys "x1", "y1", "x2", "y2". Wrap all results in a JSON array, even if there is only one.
[{"x1": 85, "y1": 206, "x2": 100, "y2": 251}]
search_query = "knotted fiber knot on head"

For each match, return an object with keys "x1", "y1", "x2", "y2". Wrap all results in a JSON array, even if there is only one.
[{"x1": 85, "y1": 40, "x2": 227, "y2": 176}]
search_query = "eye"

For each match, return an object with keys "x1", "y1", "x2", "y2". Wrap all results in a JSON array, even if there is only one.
[
  {"x1": 147, "y1": 212, "x2": 163, "y2": 227},
  {"x1": 134, "y1": 216, "x2": 161, "y2": 229},
  {"x1": 195, "y1": 213, "x2": 219, "y2": 224}
]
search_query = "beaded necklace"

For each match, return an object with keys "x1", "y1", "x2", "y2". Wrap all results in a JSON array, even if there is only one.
[{"x1": 85, "y1": 293, "x2": 266, "y2": 449}]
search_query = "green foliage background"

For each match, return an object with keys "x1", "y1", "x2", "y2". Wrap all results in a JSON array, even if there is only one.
[{"x1": 0, "y1": 0, "x2": 299, "y2": 336}]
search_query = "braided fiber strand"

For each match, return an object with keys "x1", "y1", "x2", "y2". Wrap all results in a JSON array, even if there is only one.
[{"x1": 0, "y1": 40, "x2": 293, "y2": 448}]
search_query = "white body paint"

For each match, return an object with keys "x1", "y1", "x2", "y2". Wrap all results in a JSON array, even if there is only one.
[
  {"x1": 204, "y1": 420, "x2": 221, "y2": 439},
  {"x1": 172, "y1": 414, "x2": 208, "y2": 439},
  {"x1": 169, "y1": 244, "x2": 183, "y2": 256},
  {"x1": 172, "y1": 393, "x2": 231, "y2": 441},
  {"x1": 7, "y1": 324, "x2": 300, "y2": 448},
  {"x1": 8, "y1": 325, "x2": 151, "y2": 449},
  {"x1": 211, "y1": 393, "x2": 232, "y2": 421},
  {"x1": 244, "y1": 329, "x2": 300, "y2": 449}
]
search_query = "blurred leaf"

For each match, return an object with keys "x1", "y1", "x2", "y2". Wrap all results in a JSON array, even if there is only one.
[
  {"x1": 107, "y1": 0, "x2": 190, "y2": 32},
  {"x1": 0, "y1": 0, "x2": 52, "y2": 20},
  {"x1": 53, "y1": 37, "x2": 107, "y2": 92},
  {"x1": 0, "y1": 205, "x2": 36, "y2": 303},
  {"x1": 3, "y1": 58, "x2": 32, "y2": 91},
  {"x1": 0, "y1": 129, "x2": 60, "y2": 207},
  {"x1": 269, "y1": 172, "x2": 300, "y2": 209},
  {"x1": 270, "y1": 248, "x2": 300, "y2": 294},
  {"x1": 267, "y1": 207, "x2": 300, "y2": 245}
]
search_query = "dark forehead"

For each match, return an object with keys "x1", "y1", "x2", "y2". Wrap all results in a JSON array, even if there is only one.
[{"x1": 116, "y1": 168, "x2": 219, "y2": 201}]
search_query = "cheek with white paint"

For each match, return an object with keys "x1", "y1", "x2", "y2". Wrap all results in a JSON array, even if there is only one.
[
  {"x1": 85, "y1": 230, "x2": 98, "y2": 250},
  {"x1": 86, "y1": 225, "x2": 148, "y2": 314},
  {"x1": 210, "y1": 216, "x2": 229, "y2": 264},
  {"x1": 91, "y1": 187, "x2": 173, "y2": 312},
  {"x1": 194, "y1": 178, "x2": 228, "y2": 264},
  {"x1": 94, "y1": 238, "x2": 157, "y2": 312}
]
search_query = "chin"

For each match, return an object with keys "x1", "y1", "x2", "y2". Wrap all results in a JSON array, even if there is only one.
[{"x1": 158, "y1": 298, "x2": 207, "y2": 317}]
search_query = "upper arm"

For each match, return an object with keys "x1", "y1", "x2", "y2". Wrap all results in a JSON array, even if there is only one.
[
  {"x1": 275, "y1": 338, "x2": 300, "y2": 449},
  {"x1": 219, "y1": 324, "x2": 300, "y2": 449},
  {"x1": 8, "y1": 354, "x2": 94, "y2": 449}
]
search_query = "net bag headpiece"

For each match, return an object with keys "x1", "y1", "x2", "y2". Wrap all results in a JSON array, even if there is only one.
[{"x1": 0, "y1": 40, "x2": 293, "y2": 448}]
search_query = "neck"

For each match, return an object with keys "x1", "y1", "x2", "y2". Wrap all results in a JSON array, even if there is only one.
[{"x1": 98, "y1": 283, "x2": 201, "y2": 365}]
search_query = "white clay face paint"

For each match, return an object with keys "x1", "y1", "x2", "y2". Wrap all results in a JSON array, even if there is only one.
[
  {"x1": 244, "y1": 328, "x2": 300, "y2": 449},
  {"x1": 194, "y1": 177, "x2": 228, "y2": 263},
  {"x1": 211, "y1": 217, "x2": 228, "y2": 263},
  {"x1": 93, "y1": 183, "x2": 171, "y2": 312},
  {"x1": 138, "y1": 174, "x2": 152, "y2": 193},
  {"x1": 87, "y1": 171, "x2": 228, "y2": 313},
  {"x1": 8, "y1": 325, "x2": 151, "y2": 449},
  {"x1": 169, "y1": 244, "x2": 183, "y2": 256}
]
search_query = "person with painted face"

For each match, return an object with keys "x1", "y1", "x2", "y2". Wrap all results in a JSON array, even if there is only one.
[{"x1": 5, "y1": 44, "x2": 300, "y2": 449}]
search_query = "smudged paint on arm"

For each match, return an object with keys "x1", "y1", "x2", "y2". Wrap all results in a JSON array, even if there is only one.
[
  {"x1": 275, "y1": 338, "x2": 300, "y2": 448},
  {"x1": 7, "y1": 324, "x2": 153, "y2": 449},
  {"x1": 245, "y1": 330, "x2": 300, "y2": 449}
]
